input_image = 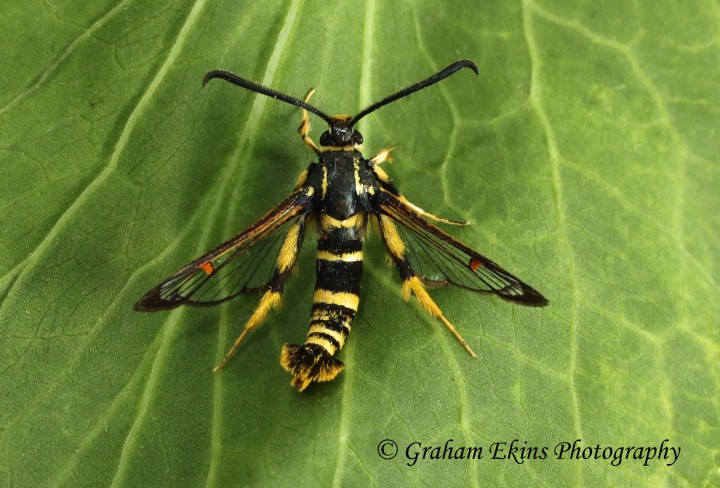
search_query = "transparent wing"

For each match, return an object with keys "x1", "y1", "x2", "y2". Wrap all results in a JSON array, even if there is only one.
[
  {"x1": 136, "y1": 189, "x2": 312, "y2": 310},
  {"x1": 378, "y1": 190, "x2": 547, "y2": 306}
]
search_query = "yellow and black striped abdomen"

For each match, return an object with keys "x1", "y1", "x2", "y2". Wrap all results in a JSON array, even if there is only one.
[
  {"x1": 281, "y1": 213, "x2": 365, "y2": 391},
  {"x1": 309, "y1": 240, "x2": 362, "y2": 353}
]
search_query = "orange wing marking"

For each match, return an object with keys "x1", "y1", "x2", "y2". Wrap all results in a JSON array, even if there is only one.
[
  {"x1": 199, "y1": 261, "x2": 215, "y2": 275},
  {"x1": 468, "y1": 258, "x2": 483, "y2": 271}
]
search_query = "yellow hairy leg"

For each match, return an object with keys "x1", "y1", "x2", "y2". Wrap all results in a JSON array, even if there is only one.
[
  {"x1": 377, "y1": 214, "x2": 477, "y2": 358},
  {"x1": 213, "y1": 219, "x2": 303, "y2": 371},
  {"x1": 213, "y1": 290, "x2": 282, "y2": 372},
  {"x1": 402, "y1": 276, "x2": 477, "y2": 358},
  {"x1": 371, "y1": 150, "x2": 468, "y2": 226}
]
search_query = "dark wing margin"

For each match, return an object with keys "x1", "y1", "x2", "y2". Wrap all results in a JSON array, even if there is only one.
[
  {"x1": 135, "y1": 188, "x2": 313, "y2": 310},
  {"x1": 377, "y1": 190, "x2": 548, "y2": 306}
]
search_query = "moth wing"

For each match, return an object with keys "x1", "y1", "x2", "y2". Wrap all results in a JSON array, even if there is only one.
[
  {"x1": 377, "y1": 190, "x2": 547, "y2": 306},
  {"x1": 136, "y1": 189, "x2": 312, "y2": 310}
]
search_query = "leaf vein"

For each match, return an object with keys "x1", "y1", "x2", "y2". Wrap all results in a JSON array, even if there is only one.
[{"x1": 521, "y1": 2, "x2": 584, "y2": 485}]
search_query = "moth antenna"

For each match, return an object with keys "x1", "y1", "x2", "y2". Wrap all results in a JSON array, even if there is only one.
[
  {"x1": 202, "y1": 70, "x2": 335, "y2": 125},
  {"x1": 349, "y1": 60, "x2": 479, "y2": 127}
]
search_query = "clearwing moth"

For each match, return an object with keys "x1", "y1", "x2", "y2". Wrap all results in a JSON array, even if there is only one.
[{"x1": 136, "y1": 60, "x2": 548, "y2": 391}]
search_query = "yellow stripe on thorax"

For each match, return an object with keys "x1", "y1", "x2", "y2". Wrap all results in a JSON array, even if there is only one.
[
  {"x1": 354, "y1": 159, "x2": 375, "y2": 195},
  {"x1": 320, "y1": 145, "x2": 362, "y2": 152},
  {"x1": 321, "y1": 165, "x2": 328, "y2": 199}
]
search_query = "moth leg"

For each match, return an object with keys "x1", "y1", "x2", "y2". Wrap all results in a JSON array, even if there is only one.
[
  {"x1": 401, "y1": 276, "x2": 477, "y2": 358},
  {"x1": 376, "y1": 215, "x2": 477, "y2": 358},
  {"x1": 397, "y1": 195, "x2": 469, "y2": 226},
  {"x1": 213, "y1": 219, "x2": 306, "y2": 371},
  {"x1": 370, "y1": 151, "x2": 468, "y2": 227},
  {"x1": 369, "y1": 145, "x2": 397, "y2": 165},
  {"x1": 213, "y1": 289, "x2": 282, "y2": 371},
  {"x1": 298, "y1": 88, "x2": 320, "y2": 155}
]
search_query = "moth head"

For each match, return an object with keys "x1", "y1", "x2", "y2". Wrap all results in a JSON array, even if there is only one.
[{"x1": 319, "y1": 115, "x2": 364, "y2": 148}]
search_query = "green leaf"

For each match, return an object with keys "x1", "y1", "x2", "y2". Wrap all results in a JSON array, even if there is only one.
[{"x1": 1, "y1": 0, "x2": 717, "y2": 486}]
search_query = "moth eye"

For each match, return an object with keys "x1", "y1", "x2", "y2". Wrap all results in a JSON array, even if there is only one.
[
  {"x1": 352, "y1": 132, "x2": 363, "y2": 144},
  {"x1": 319, "y1": 131, "x2": 332, "y2": 146}
]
